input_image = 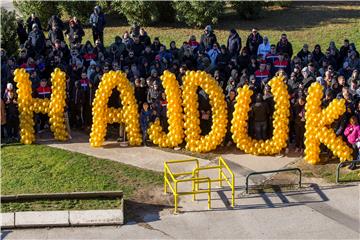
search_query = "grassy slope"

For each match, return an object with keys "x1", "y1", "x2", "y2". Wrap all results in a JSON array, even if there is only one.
[
  {"x1": 83, "y1": 3, "x2": 360, "y2": 53},
  {"x1": 1, "y1": 144, "x2": 163, "y2": 212}
]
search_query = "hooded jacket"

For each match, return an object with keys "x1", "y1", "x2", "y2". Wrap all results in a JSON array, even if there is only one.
[{"x1": 227, "y1": 31, "x2": 241, "y2": 56}]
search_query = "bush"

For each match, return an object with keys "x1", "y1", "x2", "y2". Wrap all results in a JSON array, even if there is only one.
[
  {"x1": 1, "y1": 8, "x2": 19, "y2": 56},
  {"x1": 58, "y1": 1, "x2": 96, "y2": 24},
  {"x1": 271, "y1": 1, "x2": 293, "y2": 8},
  {"x1": 112, "y1": 1, "x2": 160, "y2": 26},
  {"x1": 155, "y1": 1, "x2": 176, "y2": 23},
  {"x1": 231, "y1": 1, "x2": 264, "y2": 20},
  {"x1": 13, "y1": 0, "x2": 61, "y2": 25},
  {"x1": 173, "y1": 1, "x2": 224, "y2": 27},
  {"x1": 97, "y1": 0, "x2": 117, "y2": 15}
]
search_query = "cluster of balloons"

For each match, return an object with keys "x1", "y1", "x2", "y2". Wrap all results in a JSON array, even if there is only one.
[
  {"x1": 231, "y1": 76, "x2": 290, "y2": 155},
  {"x1": 148, "y1": 71, "x2": 184, "y2": 147},
  {"x1": 182, "y1": 71, "x2": 228, "y2": 152},
  {"x1": 304, "y1": 82, "x2": 352, "y2": 164},
  {"x1": 90, "y1": 71, "x2": 142, "y2": 147},
  {"x1": 14, "y1": 68, "x2": 68, "y2": 144},
  {"x1": 48, "y1": 69, "x2": 68, "y2": 141}
]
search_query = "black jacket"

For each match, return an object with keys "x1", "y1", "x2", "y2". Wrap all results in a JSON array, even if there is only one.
[{"x1": 227, "y1": 32, "x2": 242, "y2": 56}]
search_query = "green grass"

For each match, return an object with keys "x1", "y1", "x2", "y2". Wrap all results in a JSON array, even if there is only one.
[
  {"x1": 82, "y1": 3, "x2": 360, "y2": 54},
  {"x1": 295, "y1": 158, "x2": 360, "y2": 183},
  {"x1": 1, "y1": 144, "x2": 163, "y2": 212}
]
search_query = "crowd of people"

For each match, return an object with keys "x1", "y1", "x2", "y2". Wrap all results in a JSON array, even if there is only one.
[{"x1": 1, "y1": 6, "x2": 360, "y2": 167}]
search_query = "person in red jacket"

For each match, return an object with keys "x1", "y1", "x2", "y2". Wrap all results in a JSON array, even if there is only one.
[
  {"x1": 273, "y1": 52, "x2": 289, "y2": 73},
  {"x1": 254, "y1": 61, "x2": 270, "y2": 89},
  {"x1": 36, "y1": 79, "x2": 52, "y2": 133}
]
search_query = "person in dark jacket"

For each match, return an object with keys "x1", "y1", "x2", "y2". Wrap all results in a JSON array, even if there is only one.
[
  {"x1": 139, "y1": 28, "x2": 151, "y2": 46},
  {"x1": 312, "y1": 44, "x2": 325, "y2": 65},
  {"x1": 17, "y1": 19, "x2": 28, "y2": 45},
  {"x1": 227, "y1": 29, "x2": 241, "y2": 57},
  {"x1": 251, "y1": 94, "x2": 270, "y2": 140},
  {"x1": 140, "y1": 102, "x2": 155, "y2": 146},
  {"x1": 294, "y1": 97, "x2": 306, "y2": 153},
  {"x1": 89, "y1": 5, "x2": 106, "y2": 44},
  {"x1": 27, "y1": 24, "x2": 46, "y2": 57},
  {"x1": 276, "y1": 33, "x2": 293, "y2": 58},
  {"x1": 200, "y1": 25, "x2": 217, "y2": 52},
  {"x1": 47, "y1": 15, "x2": 64, "y2": 31},
  {"x1": 246, "y1": 28, "x2": 263, "y2": 56},
  {"x1": 225, "y1": 90, "x2": 236, "y2": 146},
  {"x1": 48, "y1": 23, "x2": 64, "y2": 45},
  {"x1": 26, "y1": 13, "x2": 42, "y2": 34},
  {"x1": 297, "y1": 44, "x2": 311, "y2": 64},
  {"x1": 65, "y1": 18, "x2": 85, "y2": 45}
]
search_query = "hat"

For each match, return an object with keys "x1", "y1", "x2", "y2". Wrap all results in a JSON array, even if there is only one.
[
  {"x1": 151, "y1": 69, "x2": 157, "y2": 75},
  {"x1": 205, "y1": 25, "x2": 212, "y2": 32},
  {"x1": 90, "y1": 60, "x2": 96, "y2": 66},
  {"x1": 32, "y1": 23, "x2": 38, "y2": 29},
  {"x1": 302, "y1": 67, "x2": 308, "y2": 73},
  {"x1": 6, "y1": 83, "x2": 13, "y2": 90}
]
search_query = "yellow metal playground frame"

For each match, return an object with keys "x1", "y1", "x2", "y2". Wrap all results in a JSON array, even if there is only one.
[{"x1": 164, "y1": 157, "x2": 235, "y2": 213}]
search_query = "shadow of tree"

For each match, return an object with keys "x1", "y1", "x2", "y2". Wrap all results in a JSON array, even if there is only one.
[{"x1": 217, "y1": 3, "x2": 360, "y2": 31}]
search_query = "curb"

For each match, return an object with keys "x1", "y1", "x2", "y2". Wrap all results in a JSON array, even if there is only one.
[
  {"x1": 1, "y1": 191, "x2": 124, "y2": 228},
  {"x1": 1, "y1": 208, "x2": 123, "y2": 229}
]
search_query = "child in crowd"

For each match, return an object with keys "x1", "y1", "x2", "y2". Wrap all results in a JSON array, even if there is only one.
[{"x1": 344, "y1": 116, "x2": 360, "y2": 169}]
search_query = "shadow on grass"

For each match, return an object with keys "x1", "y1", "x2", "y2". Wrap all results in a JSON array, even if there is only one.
[
  {"x1": 217, "y1": 3, "x2": 360, "y2": 32},
  {"x1": 100, "y1": 2, "x2": 360, "y2": 32}
]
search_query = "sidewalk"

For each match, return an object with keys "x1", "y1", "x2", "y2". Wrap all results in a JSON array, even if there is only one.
[{"x1": 8, "y1": 131, "x2": 355, "y2": 239}]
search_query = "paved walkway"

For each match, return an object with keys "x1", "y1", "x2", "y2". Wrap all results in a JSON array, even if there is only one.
[{"x1": 3, "y1": 132, "x2": 359, "y2": 239}]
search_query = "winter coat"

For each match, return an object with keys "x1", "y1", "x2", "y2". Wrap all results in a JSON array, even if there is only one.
[
  {"x1": 227, "y1": 32, "x2": 242, "y2": 56},
  {"x1": 200, "y1": 32, "x2": 217, "y2": 52},
  {"x1": 28, "y1": 30, "x2": 46, "y2": 53},
  {"x1": 251, "y1": 101, "x2": 270, "y2": 122},
  {"x1": 48, "y1": 27, "x2": 64, "y2": 44},
  {"x1": 65, "y1": 23, "x2": 85, "y2": 44},
  {"x1": 276, "y1": 40, "x2": 293, "y2": 58},
  {"x1": 140, "y1": 109, "x2": 153, "y2": 130},
  {"x1": 344, "y1": 124, "x2": 360, "y2": 144},
  {"x1": 257, "y1": 42, "x2": 271, "y2": 59},
  {"x1": 246, "y1": 33, "x2": 263, "y2": 56},
  {"x1": 207, "y1": 48, "x2": 221, "y2": 66},
  {"x1": 90, "y1": 12, "x2": 106, "y2": 32}
]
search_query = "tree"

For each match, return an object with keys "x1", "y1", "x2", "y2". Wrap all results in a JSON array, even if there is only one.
[
  {"x1": 58, "y1": 1, "x2": 96, "y2": 24},
  {"x1": 112, "y1": 1, "x2": 160, "y2": 26},
  {"x1": 13, "y1": 0, "x2": 61, "y2": 25},
  {"x1": 173, "y1": 1, "x2": 224, "y2": 28},
  {"x1": 231, "y1": 1, "x2": 264, "y2": 20},
  {"x1": 1, "y1": 7, "x2": 19, "y2": 56}
]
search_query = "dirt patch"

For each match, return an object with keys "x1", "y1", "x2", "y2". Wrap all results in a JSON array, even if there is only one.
[{"x1": 125, "y1": 186, "x2": 174, "y2": 224}]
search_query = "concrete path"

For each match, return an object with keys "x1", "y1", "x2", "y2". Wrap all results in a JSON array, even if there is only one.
[
  {"x1": 4, "y1": 131, "x2": 359, "y2": 239},
  {"x1": 3, "y1": 184, "x2": 359, "y2": 239}
]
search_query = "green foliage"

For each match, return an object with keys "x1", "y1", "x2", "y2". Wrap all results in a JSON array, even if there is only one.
[
  {"x1": 173, "y1": 1, "x2": 224, "y2": 27},
  {"x1": 155, "y1": 1, "x2": 176, "y2": 23},
  {"x1": 58, "y1": 1, "x2": 96, "y2": 24},
  {"x1": 13, "y1": 0, "x2": 61, "y2": 25},
  {"x1": 231, "y1": 1, "x2": 264, "y2": 20},
  {"x1": 270, "y1": 1, "x2": 293, "y2": 8},
  {"x1": 0, "y1": 7, "x2": 19, "y2": 56},
  {"x1": 97, "y1": 0, "x2": 117, "y2": 15},
  {"x1": 111, "y1": 1, "x2": 160, "y2": 26}
]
